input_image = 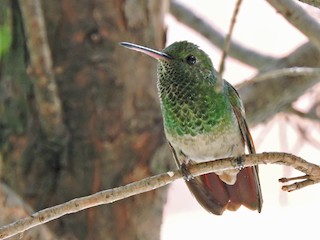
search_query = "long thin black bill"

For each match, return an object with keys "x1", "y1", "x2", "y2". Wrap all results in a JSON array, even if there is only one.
[{"x1": 120, "y1": 42, "x2": 172, "y2": 60}]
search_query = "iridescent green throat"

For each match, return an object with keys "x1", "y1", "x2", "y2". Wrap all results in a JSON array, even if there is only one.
[{"x1": 157, "y1": 61, "x2": 233, "y2": 137}]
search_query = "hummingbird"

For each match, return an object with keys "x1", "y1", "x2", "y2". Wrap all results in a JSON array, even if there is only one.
[{"x1": 120, "y1": 41, "x2": 262, "y2": 215}]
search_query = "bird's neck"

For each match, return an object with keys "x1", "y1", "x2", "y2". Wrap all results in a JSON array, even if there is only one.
[{"x1": 157, "y1": 66, "x2": 233, "y2": 137}]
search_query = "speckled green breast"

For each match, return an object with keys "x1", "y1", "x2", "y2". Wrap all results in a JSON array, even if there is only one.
[{"x1": 157, "y1": 61, "x2": 234, "y2": 138}]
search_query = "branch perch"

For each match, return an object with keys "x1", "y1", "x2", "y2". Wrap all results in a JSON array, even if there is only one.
[{"x1": 1, "y1": 152, "x2": 320, "y2": 240}]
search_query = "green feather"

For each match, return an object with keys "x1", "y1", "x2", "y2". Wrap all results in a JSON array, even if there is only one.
[{"x1": 157, "y1": 41, "x2": 235, "y2": 137}]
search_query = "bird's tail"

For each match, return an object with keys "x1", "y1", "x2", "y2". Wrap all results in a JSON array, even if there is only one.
[{"x1": 185, "y1": 166, "x2": 262, "y2": 215}]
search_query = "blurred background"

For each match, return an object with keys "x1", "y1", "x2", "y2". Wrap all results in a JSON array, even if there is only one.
[
  {"x1": 162, "y1": 1, "x2": 320, "y2": 239},
  {"x1": 1, "y1": 0, "x2": 319, "y2": 239}
]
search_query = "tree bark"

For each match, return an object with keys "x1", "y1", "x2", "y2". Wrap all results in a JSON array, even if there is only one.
[{"x1": 1, "y1": 0, "x2": 169, "y2": 239}]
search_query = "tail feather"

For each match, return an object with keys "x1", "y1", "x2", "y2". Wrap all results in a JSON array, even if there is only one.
[
  {"x1": 185, "y1": 173, "x2": 228, "y2": 215},
  {"x1": 232, "y1": 167, "x2": 261, "y2": 211},
  {"x1": 185, "y1": 166, "x2": 261, "y2": 215}
]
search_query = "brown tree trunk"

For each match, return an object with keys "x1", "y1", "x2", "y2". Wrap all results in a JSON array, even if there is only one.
[{"x1": 1, "y1": 0, "x2": 170, "y2": 239}]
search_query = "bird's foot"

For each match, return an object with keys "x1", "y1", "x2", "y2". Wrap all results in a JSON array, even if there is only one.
[
  {"x1": 233, "y1": 156, "x2": 245, "y2": 170},
  {"x1": 181, "y1": 162, "x2": 194, "y2": 181}
]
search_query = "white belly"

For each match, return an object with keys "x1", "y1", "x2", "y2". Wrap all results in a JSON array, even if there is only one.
[
  {"x1": 166, "y1": 127, "x2": 244, "y2": 163},
  {"x1": 165, "y1": 122, "x2": 245, "y2": 185}
]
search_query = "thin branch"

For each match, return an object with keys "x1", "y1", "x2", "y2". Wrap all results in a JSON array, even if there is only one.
[
  {"x1": 170, "y1": 0, "x2": 277, "y2": 68},
  {"x1": 1, "y1": 152, "x2": 320, "y2": 239},
  {"x1": 279, "y1": 174, "x2": 310, "y2": 183},
  {"x1": 281, "y1": 179, "x2": 316, "y2": 192},
  {"x1": 19, "y1": 0, "x2": 66, "y2": 141},
  {"x1": 217, "y1": 0, "x2": 243, "y2": 92},
  {"x1": 266, "y1": 0, "x2": 320, "y2": 51}
]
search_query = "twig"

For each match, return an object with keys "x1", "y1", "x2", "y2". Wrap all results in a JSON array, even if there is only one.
[
  {"x1": 217, "y1": 0, "x2": 243, "y2": 92},
  {"x1": 1, "y1": 152, "x2": 320, "y2": 239},
  {"x1": 267, "y1": 0, "x2": 320, "y2": 51},
  {"x1": 281, "y1": 179, "x2": 315, "y2": 192},
  {"x1": 279, "y1": 175, "x2": 309, "y2": 183},
  {"x1": 19, "y1": 0, "x2": 66, "y2": 141},
  {"x1": 170, "y1": 0, "x2": 277, "y2": 68},
  {"x1": 0, "y1": 171, "x2": 181, "y2": 240}
]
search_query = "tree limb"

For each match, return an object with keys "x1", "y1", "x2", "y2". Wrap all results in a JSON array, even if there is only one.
[
  {"x1": 240, "y1": 43, "x2": 320, "y2": 126},
  {"x1": 266, "y1": 0, "x2": 320, "y2": 51},
  {"x1": 243, "y1": 67, "x2": 320, "y2": 83},
  {"x1": 19, "y1": 0, "x2": 66, "y2": 141},
  {"x1": 239, "y1": 67, "x2": 320, "y2": 126},
  {"x1": 261, "y1": 42, "x2": 320, "y2": 72},
  {"x1": 169, "y1": 0, "x2": 277, "y2": 68},
  {"x1": 1, "y1": 152, "x2": 320, "y2": 240}
]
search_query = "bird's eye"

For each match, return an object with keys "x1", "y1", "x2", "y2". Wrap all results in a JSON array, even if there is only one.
[{"x1": 186, "y1": 55, "x2": 197, "y2": 65}]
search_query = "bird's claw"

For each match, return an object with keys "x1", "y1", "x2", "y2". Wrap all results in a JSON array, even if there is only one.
[
  {"x1": 181, "y1": 162, "x2": 194, "y2": 181},
  {"x1": 234, "y1": 156, "x2": 244, "y2": 170}
]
